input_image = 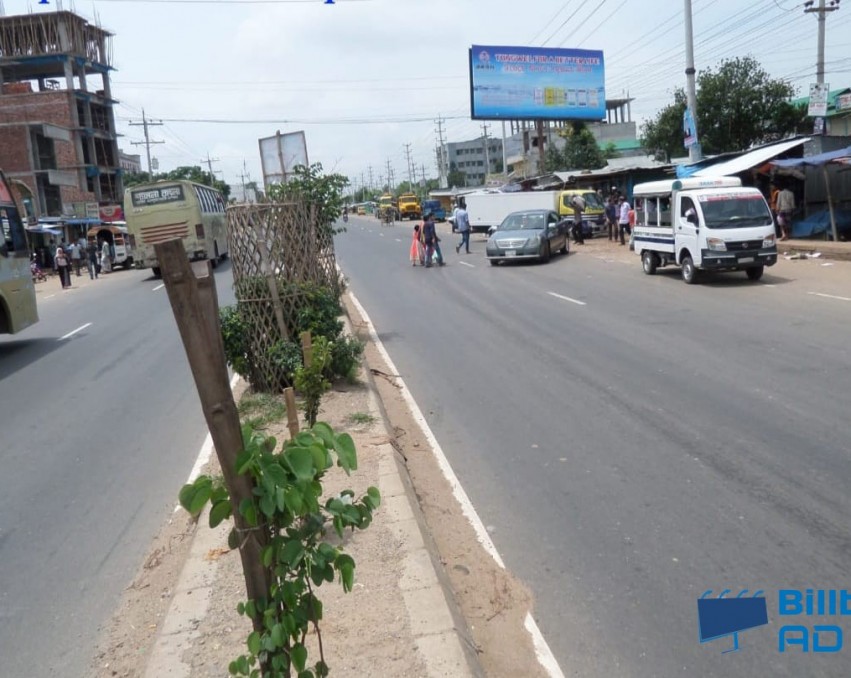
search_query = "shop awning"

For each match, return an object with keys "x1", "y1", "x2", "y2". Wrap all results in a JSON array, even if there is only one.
[
  {"x1": 770, "y1": 145, "x2": 851, "y2": 168},
  {"x1": 692, "y1": 138, "x2": 810, "y2": 177}
]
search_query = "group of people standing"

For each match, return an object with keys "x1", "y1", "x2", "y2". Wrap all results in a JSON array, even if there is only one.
[
  {"x1": 50, "y1": 238, "x2": 114, "y2": 290},
  {"x1": 603, "y1": 189, "x2": 634, "y2": 246},
  {"x1": 409, "y1": 199, "x2": 471, "y2": 268}
]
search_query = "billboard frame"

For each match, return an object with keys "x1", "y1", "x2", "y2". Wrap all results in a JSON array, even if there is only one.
[
  {"x1": 468, "y1": 44, "x2": 605, "y2": 122},
  {"x1": 259, "y1": 130, "x2": 309, "y2": 189}
]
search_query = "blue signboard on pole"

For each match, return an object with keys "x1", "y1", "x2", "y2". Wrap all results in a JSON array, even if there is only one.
[{"x1": 469, "y1": 45, "x2": 605, "y2": 121}]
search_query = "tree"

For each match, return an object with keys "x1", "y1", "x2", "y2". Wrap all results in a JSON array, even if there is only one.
[
  {"x1": 447, "y1": 162, "x2": 466, "y2": 189},
  {"x1": 267, "y1": 163, "x2": 349, "y2": 237},
  {"x1": 560, "y1": 122, "x2": 606, "y2": 170},
  {"x1": 641, "y1": 56, "x2": 808, "y2": 159},
  {"x1": 121, "y1": 165, "x2": 232, "y2": 201}
]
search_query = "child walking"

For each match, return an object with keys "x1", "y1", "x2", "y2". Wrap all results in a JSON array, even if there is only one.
[{"x1": 410, "y1": 224, "x2": 425, "y2": 266}]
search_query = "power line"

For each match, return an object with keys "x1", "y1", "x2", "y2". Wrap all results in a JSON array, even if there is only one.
[{"x1": 128, "y1": 108, "x2": 164, "y2": 175}]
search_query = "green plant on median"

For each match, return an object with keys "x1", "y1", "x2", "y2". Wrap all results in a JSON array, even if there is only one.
[
  {"x1": 220, "y1": 281, "x2": 363, "y2": 392},
  {"x1": 179, "y1": 422, "x2": 381, "y2": 678},
  {"x1": 294, "y1": 335, "x2": 332, "y2": 428},
  {"x1": 347, "y1": 412, "x2": 375, "y2": 426},
  {"x1": 238, "y1": 392, "x2": 287, "y2": 430}
]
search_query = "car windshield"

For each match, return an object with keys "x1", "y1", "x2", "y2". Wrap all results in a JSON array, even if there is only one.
[
  {"x1": 698, "y1": 194, "x2": 773, "y2": 229},
  {"x1": 499, "y1": 213, "x2": 547, "y2": 230}
]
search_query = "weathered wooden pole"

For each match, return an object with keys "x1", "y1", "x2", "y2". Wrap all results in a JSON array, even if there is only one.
[{"x1": 153, "y1": 239, "x2": 270, "y2": 632}]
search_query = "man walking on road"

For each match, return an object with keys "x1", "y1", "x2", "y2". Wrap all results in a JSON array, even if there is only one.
[
  {"x1": 70, "y1": 241, "x2": 82, "y2": 276},
  {"x1": 618, "y1": 196, "x2": 631, "y2": 246},
  {"x1": 454, "y1": 198, "x2": 471, "y2": 254},
  {"x1": 86, "y1": 240, "x2": 99, "y2": 279},
  {"x1": 570, "y1": 193, "x2": 585, "y2": 244},
  {"x1": 776, "y1": 183, "x2": 795, "y2": 241}
]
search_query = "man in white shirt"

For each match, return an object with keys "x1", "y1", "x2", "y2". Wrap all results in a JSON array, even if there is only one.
[
  {"x1": 69, "y1": 241, "x2": 82, "y2": 277},
  {"x1": 618, "y1": 196, "x2": 631, "y2": 245},
  {"x1": 454, "y1": 198, "x2": 471, "y2": 254},
  {"x1": 776, "y1": 185, "x2": 795, "y2": 241}
]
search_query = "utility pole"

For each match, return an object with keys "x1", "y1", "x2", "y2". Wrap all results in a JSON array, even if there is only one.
[
  {"x1": 481, "y1": 123, "x2": 491, "y2": 180},
  {"x1": 129, "y1": 108, "x2": 164, "y2": 176},
  {"x1": 683, "y1": 0, "x2": 702, "y2": 162},
  {"x1": 435, "y1": 115, "x2": 447, "y2": 188},
  {"x1": 237, "y1": 160, "x2": 250, "y2": 202},
  {"x1": 367, "y1": 165, "x2": 374, "y2": 193},
  {"x1": 385, "y1": 159, "x2": 394, "y2": 193},
  {"x1": 201, "y1": 152, "x2": 220, "y2": 186},
  {"x1": 403, "y1": 143, "x2": 414, "y2": 190},
  {"x1": 804, "y1": 0, "x2": 841, "y2": 85},
  {"x1": 361, "y1": 172, "x2": 366, "y2": 201}
]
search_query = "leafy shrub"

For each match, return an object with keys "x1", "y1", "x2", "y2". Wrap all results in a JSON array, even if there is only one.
[
  {"x1": 268, "y1": 340, "x2": 303, "y2": 383},
  {"x1": 329, "y1": 336, "x2": 364, "y2": 382}
]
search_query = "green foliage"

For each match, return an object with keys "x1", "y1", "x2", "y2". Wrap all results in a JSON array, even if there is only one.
[
  {"x1": 179, "y1": 423, "x2": 380, "y2": 678},
  {"x1": 220, "y1": 281, "x2": 359, "y2": 391},
  {"x1": 266, "y1": 164, "x2": 349, "y2": 238},
  {"x1": 329, "y1": 336, "x2": 364, "y2": 383},
  {"x1": 294, "y1": 336, "x2": 332, "y2": 428},
  {"x1": 641, "y1": 56, "x2": 806, "y2": 160},
  {"x1": 238, "y1": 392, "x2": 287, "y2": 430},
  {"x1": 122, "y1": 165, "x2": 231, "y2": 200},
  {"x1": 447, "y1": 162, "x2": 467, "y2": 189},
  {"x1": 347, "y1": 412, "x2": 375, "y2": 426},
  {"x1": 542, "y1": 123, "x2": 606, "y2": 171}
]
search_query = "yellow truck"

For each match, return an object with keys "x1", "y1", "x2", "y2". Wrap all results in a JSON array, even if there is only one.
[
  {"x1": 377, "y1": 194, "x2": 399, "y2": 223},
  {"x1": 397, "y1": 193, "x2": 422, "y2": 221}
]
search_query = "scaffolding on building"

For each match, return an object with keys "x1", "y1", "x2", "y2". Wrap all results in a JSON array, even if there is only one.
[{"x1": 0, "y1": 11, "x2": 113, "y2": 67}]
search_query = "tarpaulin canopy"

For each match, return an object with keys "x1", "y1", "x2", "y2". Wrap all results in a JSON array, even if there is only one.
[
  {"x1": 26, "y1": 225, "x2": 61, "y2": 235},
  {"x1": 771, "y1": 146, "x2": 851, "y2": 242},
  {"x1": 771, "y1": 145, "x2": 851, "y2": 168},
  {"x1": 690, "y1": 138, "x2": 810, "y2": 177}
]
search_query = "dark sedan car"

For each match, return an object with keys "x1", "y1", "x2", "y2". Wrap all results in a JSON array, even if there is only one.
[{"x1": 486, "y1": 209, "x2": 570, "y2": 265}]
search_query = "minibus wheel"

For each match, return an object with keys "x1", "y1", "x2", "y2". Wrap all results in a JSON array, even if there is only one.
[
  {"x1": 681, "y1": 255, "x2": 698, "y2": 284},
  {"x1": 746, "y1": 266, "x2": 764, "y2": 281},
  {"x1": 642, "y1": 251, "x2": 658, "y2": 275},
  {"x1": 152, "y1": 266, "x2": 161, "y2": 278}
]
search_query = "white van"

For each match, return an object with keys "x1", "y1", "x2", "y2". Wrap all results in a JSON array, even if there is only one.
[{"x1": 632, "y1": 177, "x2": 777, "y2": 284}]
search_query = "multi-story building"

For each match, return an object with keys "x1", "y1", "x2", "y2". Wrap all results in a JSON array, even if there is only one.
[
  {"x1": 0, "y1": 11, "x2": 122, "y2": 219},
  {"x1": 119, "y1": 151, "x2": 142, "y2": 175}
]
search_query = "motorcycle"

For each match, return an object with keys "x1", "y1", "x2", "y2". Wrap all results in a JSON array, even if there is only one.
[
  {"x1": 343, "y1": 212, "x2": 349, "y2": 223},
  {"x1": 31, "y1": 255, "x2": 47, "y2": 282}
]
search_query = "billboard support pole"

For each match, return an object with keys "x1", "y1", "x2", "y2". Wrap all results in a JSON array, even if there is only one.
[
  {"x1": 684, "y1": 0, "x2": 703, "y2": 161},
  {"x1": 536, "y1": 120, "x2": 545, "y2": 173},
  {"x1": 276, "y1": 130, "x2": 287, "y2": 184},
  {"x1": 501, "y1": 121, "x2": 507, "y2": 177}
]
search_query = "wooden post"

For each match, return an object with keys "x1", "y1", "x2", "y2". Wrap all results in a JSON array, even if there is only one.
[
  {"x1": 154, "y1": 239, "x2": 270, "y2": 633},
  {"x1": 283, "y1": 387, "x2": 299, "y2": 439},
  {"x1": 300, "y1": 330, "x2": 313, "y2": 368}
]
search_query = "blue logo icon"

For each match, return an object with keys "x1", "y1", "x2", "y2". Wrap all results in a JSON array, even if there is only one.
[{"x1": 698, "y1": 589, "x2": 768, "y2": 653}]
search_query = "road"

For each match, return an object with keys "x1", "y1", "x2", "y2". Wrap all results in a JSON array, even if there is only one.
[
  {"x1": 0, "y1": 262, "x2": 235, "y2": 677},
  {"x1": 335, "y1": 215, "x2": 851, "y2": 677}
]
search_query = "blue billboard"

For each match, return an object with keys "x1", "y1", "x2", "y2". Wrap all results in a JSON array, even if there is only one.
[{"x1": 469, "y1": 45, "x2": 605, "y2": 121}]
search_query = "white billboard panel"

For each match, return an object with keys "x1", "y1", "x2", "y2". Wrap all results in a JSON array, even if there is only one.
[{"x1": 259, "y1": 131, "x2": 308, "y2": 188}]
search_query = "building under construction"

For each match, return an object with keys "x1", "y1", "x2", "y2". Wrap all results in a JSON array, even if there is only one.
[{"x1": 0, "y1": 10, "x2": 122, "y2": 219}]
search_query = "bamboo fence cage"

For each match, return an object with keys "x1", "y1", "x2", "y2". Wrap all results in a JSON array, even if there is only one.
[{"x1": 226, "y1": 201, "x2": 341, "y2": 392}]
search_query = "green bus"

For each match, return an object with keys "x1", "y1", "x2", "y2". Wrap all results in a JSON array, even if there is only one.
[
  {"x1": 125, "y1": 180, "x2": 228, "y2": 277},
  {"x1": 0, "y1": 169, "x2": 38, "y2": 334}
]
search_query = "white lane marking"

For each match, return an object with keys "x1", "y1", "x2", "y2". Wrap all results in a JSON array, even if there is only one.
[
  {"x1": 548, "y1": 291, "x2": 587, "y2": 306},
  {"x1": 58, "y1": 322, "x2": 92, "y2": 341},
  {"x1": 175, "y1": 372, "x2": 241, "y2": 512},
  {"x1": 809, "y1": 292, "x2": 851, "y2": 302},
  {"x1": 152, "y1": 283, "x2": 165, "y2": 291},
  {"x1": 347, "y1": 291, "x2": 565, "y2": 678},
  {"x1": 380, "y1": 233, "x2": 385, "y2": 237},
  {"x1": 395, "y1": 238, "x2": 402, "y2": 242},
  {"x1": 459, "y1": 261, "x2": 475, "y2": 268},
  {"x1": 44, "y1": 294, "x2": 56, "y2": 300}
]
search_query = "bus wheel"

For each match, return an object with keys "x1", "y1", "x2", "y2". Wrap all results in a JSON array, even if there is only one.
[
  {"x1": 152, "y1": 266, "x2": 162, "y2": 278},
  {"x1": 211, "y1": 243, "x2": 219, "y2": 269}
]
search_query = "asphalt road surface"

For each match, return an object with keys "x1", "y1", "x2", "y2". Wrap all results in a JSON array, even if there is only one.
[
  {"x1": 335, "y1": 215, "x2": 851, "y2": 677},
  {"x1": 0, "y1": 262, "x2": 235, "y2": 677}
]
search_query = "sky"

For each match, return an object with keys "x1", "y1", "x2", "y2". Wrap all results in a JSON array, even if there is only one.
[{"x1": 7, "y1": 0, "x2": 851, "y2": 192}]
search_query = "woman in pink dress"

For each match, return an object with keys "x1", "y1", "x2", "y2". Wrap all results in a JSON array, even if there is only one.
[{"x1": 410, "y1": 224, "x2": 425, "y2": 266}]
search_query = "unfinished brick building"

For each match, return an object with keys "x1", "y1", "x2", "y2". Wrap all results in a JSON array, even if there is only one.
[{"x1": 0, "y1": 10, "x2": 122, "y2": 219}]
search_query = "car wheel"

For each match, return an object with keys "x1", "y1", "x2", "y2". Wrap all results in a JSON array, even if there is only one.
[
  {"x1": 746, "y1": 265, "x2": 764, "y2": 281},
  {"x1": 489, "y1": 259, "x2": 499, "y2": 266},
  {"x1": 539, "y1": 241, "x2": 551, "y2": 263},
  {"x1": 560, "y1": 237, "x2": 568, "y2": 254},
  {"x1": 681, "y1": 254, "x2": 698, "y2": 284},
  {"x1": 642, "y1": 250, "x2": 658, "y2": 275},
  {"x1": 152, "y1": 266, "x2": 162, "y2": 278}
]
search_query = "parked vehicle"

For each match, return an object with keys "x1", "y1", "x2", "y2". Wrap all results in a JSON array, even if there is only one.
[
  {"x1": 485, "y1": 209, "x2": 570, "y2": 265},
  {"x1": 0, "y1": 169, "x2": 38, "y2": 334},
  {"x1": 86, "y1": 224, "x2": 134, "y2": 269},
  {"x1": 451, "y1": 187, "x2": 604, "y2": 236},
  {"x1": 422, "y1": 199, "x2": 446, "y2": 222},
  {"x1": 632, "y1": 177, "x2": 777, "y2": 284},
  {"x1": 398, "y1": 193, "x2": 422, "y2": 220}
]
